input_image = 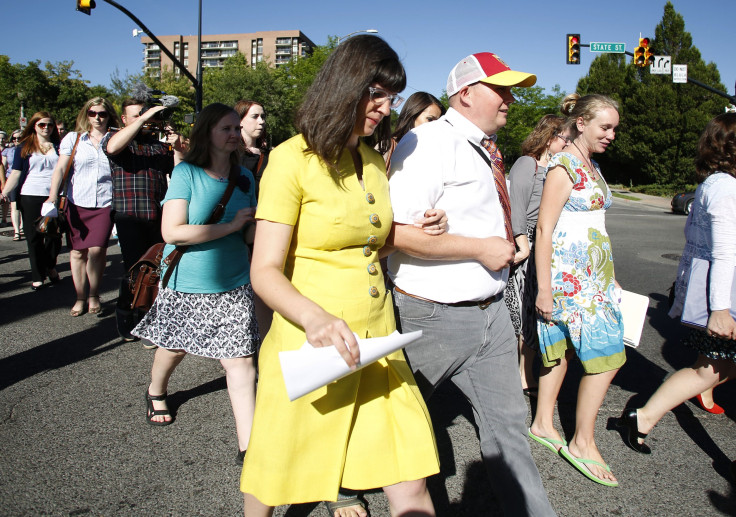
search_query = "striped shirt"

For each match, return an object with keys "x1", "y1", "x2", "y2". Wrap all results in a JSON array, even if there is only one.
[{"x1": 61, "y1": 132, "x2": 113, "y2": 208}]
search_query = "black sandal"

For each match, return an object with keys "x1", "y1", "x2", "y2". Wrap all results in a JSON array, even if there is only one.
[{"x1": 145, "y1": 390, "x2": 173, "y2": 426}]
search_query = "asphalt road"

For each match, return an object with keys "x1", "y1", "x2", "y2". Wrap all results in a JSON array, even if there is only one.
[{"x1": 1, "y1": 196, "x2": 735, "y2": 516}]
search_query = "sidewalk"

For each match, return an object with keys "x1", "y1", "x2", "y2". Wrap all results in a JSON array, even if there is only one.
[{"x1": 611, "y1": 189, "x2": 673, "y2": 211}]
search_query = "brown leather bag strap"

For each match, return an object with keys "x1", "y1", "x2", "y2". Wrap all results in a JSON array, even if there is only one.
[
  {"x1": 57, "y1": 133, "x2": 82, "y2": 211},
  {"x1": 160, "y1": 165, "x2": 240, "y2": 288}
]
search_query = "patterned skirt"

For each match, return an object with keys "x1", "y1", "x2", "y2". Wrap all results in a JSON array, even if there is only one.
[
  {"x1": 132, "y1": 283, "x2": 259, "y2": 359},
  {"x1": 504, "y1": 224, "x2": 539, "y2": 347},
  {"x1": 682, "y1": 327, "x2": 736, "y2": 362}
]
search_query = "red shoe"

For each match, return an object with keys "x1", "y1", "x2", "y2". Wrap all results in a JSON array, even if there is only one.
[{"x1": 695, "y1": 394, "x2": 725, "y2": 414}]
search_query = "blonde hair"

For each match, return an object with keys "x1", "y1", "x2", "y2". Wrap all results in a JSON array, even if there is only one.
[
  {"x1": 561, "y1": 93, "x2": 619, "y2": 138},
  {"x1": 74, "y1": 97, "x2": 121, "y2": 134}
]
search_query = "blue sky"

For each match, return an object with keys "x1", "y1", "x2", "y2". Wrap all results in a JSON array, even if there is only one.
[{"x1": 4, "y1": 0, "x2": 734, "y2": 103}]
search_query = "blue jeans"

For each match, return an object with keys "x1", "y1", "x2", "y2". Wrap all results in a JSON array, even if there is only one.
[{"x1": 394, "y1": 289, "x2": 556, "y2": 517}]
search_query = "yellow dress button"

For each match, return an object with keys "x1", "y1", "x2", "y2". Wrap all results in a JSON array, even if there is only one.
[
  {"x1": 369, "y1": 213, "x2": 380, "y2": 224},
  {"x1": 366, "y1": 192, "x2": 375, "y2": 204},
  {"x1": 367, "y1": 235, "x2": 378, "y2": 245},
  {"x1": 369, "y1": 286, "x2": 379, "y2": 297},
  {"x1": 362, "y1": 246, "x2": 372, "y2": 257},
  {"x1": 367, "y1": 263, "x2": 377, "y2": 274}
]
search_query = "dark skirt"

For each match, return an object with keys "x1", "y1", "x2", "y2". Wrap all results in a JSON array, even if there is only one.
[
  {"x1": 683, "y1": 327, "x2": 736, "y2": 362},
  {"x1": 66, "y1": 203, "x2": 113, "y2": 250}
]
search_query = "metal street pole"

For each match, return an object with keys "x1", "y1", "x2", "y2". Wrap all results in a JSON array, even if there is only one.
[
  {"x1": 97, "y1": 0, "x2": 200, "y2": 100},
  {"x1": 195, "y1": 0, "x2": 202, "y2": 114}
]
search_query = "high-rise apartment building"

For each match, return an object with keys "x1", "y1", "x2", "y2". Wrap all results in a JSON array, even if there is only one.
[{"x1": 141, "y1": 30, "x2": 316, "y2": 77}]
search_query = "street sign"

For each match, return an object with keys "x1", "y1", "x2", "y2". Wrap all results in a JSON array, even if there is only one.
[
  {"x1": 19, "y1": 116, "x2": 27, "y2": 129},
  {"x1": 673, "y1": 64, "x2": 688, "y2": 83},
  {"x1": 589, "y1": 42, "x2": 626, "y2": 53},
  {"x1": 650, "y1": 56, "x2": 671, "y2": 75}
]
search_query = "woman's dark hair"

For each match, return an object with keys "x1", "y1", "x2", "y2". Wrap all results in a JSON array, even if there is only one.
[
  {"x1": 392, "y1": 92, "x2": 445, "y2": 143},
  {"x1": 694, "y1": 112, "x2": 736, "y2": 180},
  {"x1": 560, "y1": 93, "x2": 619, "y2": 139},
  {"x1": 183, "y1": 103, "x2": 240, "y2": 169},
  {"x1": 295, "y1": 35, "x2": 406, "y2": 178},
  {"x1": 20, "y1": 111, "x2": 60, "y2": 158},
  {"x1": 234, "y1": 99, "x2": 268, "y2": 150},
  {"x1": 520, "y1": 114, "x2": 566, "y2": 160}
]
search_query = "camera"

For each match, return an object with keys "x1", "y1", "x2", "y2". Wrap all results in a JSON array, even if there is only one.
[{"x1": 131, "y1": 83, "x2": 180, "y2": 130}]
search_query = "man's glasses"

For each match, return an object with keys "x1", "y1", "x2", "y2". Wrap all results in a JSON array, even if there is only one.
[
  {"x1": 36, "y1": 122, "x2": 53, "y2": 129},
  {"x1": 368, "y1": 87, "x2": 405, "y2": 109},
  {"x1": 87, "y1": 110, "x2": 109, "y2": 119},
  {"x1": 556, "y1": 134, "x2": 571, "y2": 144}
]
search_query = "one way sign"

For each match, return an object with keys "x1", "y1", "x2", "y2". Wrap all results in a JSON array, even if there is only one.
[{"x1": 650, "y1": 56, "x2": 671, "y2": 75}]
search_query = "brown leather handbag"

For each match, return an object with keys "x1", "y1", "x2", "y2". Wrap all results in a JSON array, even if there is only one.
[{"x1": 127, "y1": 166, "x2": 240, "y2": 311}]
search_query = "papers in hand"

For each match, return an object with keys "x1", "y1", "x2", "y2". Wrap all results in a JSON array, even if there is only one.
[
  {"x1": 619, "y1": 290, "x2": 649, "y2": 348},
  {"x1": 41, "y1": 202, "x2": 58, "y2": 218},
  {"x1": 279, "y1": 330, "x2": 422, "y2": 401}
]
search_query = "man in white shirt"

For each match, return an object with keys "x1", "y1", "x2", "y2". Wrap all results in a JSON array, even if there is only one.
[{"x1": 388, "y1": 53, "x2": 555, "y2": 516}]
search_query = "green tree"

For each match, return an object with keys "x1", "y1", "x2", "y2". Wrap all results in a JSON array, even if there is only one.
[
  {"x1": 0, "y1": 57, "x2": 111, "y2": 134},
  {"x1": 498, "y1": 85, "x2": 567, "y2": 164},
  {"x1": 577, "y1": 1, "x2": 727, "y2": 186},
  {"x1": 203, "y1": 54, "x2": 293, "y2": 144}
]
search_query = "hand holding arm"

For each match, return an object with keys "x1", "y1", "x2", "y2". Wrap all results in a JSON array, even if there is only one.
[
  {"x1": 513, "y1": 234, "x2": 530, "y2": 265},
  {"x1": 389, "y1": 222, "x2": 515, "y2": 271},
  {"x1": 414, "y1": 208, "x2": 448, "y2": 236}
]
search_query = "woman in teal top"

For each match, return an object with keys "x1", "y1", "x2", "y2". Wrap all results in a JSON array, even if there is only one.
[{"x1": 133, "y1": 103, "x2": 259, "y2": 463}]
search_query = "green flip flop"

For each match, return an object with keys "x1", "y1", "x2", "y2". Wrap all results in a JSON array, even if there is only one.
[
  {"x1": 528, "y1": 428, "x2": 567, "y2": 455},
  {"x1": 559, "y1": 446, "x2": 619, "y2": 487}
]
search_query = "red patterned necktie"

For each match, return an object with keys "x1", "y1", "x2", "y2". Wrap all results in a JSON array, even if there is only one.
[{"x1": 480, "y1": 137, "x2": 513, "y2": 243}]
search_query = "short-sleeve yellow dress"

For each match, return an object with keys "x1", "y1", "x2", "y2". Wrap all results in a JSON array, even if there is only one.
[{"x1": 240, "y1": 135, "x2": 439, "y2": 505}]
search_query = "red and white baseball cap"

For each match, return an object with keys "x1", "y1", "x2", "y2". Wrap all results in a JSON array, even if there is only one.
[{"x1": 446, "y1": 52, "x2": 536, "y2": 97}]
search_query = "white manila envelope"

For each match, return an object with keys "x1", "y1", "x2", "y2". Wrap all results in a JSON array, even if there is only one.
[
  {"x1": 619, "y1": 290, "x2": 650, "y2": 348},
  {"x1": 279, "y1": 330, "x2": 422, "y2": 401}
]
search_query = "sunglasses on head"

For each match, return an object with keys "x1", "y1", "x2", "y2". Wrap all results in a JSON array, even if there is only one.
[
  {"x1": 36, "y1": 122, "x2": 53, "y2": 129},
  {"x1": 87, "y1": 110, "x2": 109, "y2": 119}
]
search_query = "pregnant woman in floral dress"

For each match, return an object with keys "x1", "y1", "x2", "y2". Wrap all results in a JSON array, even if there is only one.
[{"x1": 529, "y1": 93, "x2": 625, "y2": 488}]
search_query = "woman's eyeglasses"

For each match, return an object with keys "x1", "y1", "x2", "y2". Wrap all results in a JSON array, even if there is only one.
[
  {"x1": 368, "y1": 87, "x2": 405, "y2": 109},
  {"x1": 87, "y1": 110, "x2": 109, "y2": 119},
  {"x1": 36, "y1": 122, "x2": 54, "y2": 129},
  {"x1": 556, "y1": 134, "x2": 571, "y2": 144}
]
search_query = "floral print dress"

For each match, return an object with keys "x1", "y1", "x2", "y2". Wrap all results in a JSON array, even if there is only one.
[{"x1": 537, "y1": 153, "x2": 626, "y2": 374}]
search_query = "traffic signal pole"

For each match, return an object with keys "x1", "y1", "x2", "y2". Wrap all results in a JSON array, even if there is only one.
[
  {"x1": 572, "y1": 40, "x2": 736, "y2": 106},
  {"x1": 79, "y1": 0, "x2": 203, "y2": 114}
]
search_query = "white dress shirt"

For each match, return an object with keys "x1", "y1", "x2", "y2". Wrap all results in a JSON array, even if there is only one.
[{"x1": 388, "y1": 107, "x2": 508, "y2": 303}]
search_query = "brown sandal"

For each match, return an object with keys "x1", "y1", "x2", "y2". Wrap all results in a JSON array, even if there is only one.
[
  {"x1": 88, "y1": 295, "x2": 102, "y2": 314},
  {"x1": 70, "y1": 299, "x2": 87, "y2": 317}
]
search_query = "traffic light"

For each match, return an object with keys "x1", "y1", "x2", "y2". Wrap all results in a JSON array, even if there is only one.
[
  {"x1": 76, "y1": 0, "x2": 96, "y2": 15},
  {"x1": 566, "y1": 34, "x2": 581, "y2": 65},
  {"x1": 633, "y1": 37, "x2": 651, "y2": 67}
]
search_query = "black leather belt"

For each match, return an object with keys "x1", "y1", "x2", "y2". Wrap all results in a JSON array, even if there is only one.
[{"x1": 394, "y1": 286, "x2": 501, "y2": 310}]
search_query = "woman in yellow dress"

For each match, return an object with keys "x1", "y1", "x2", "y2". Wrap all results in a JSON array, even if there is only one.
[{"x1": 241, "y1": 35, "x2": 439, "y2": 517}]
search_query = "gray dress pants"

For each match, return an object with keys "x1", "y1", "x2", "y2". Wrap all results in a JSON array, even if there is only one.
[{"x1": 394, "y1": 288, "x2": 556, "y2": 517}]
